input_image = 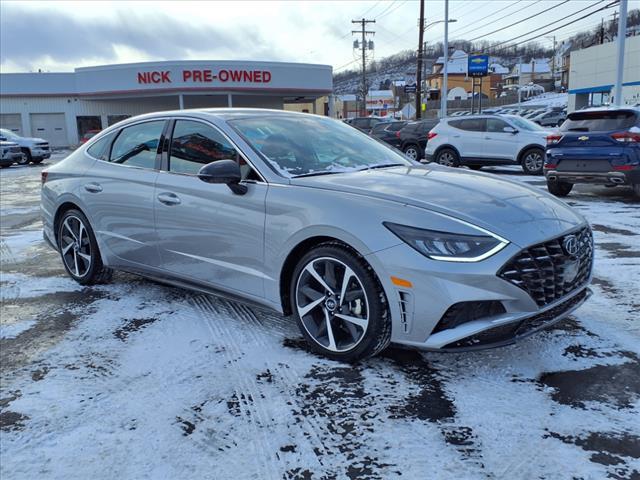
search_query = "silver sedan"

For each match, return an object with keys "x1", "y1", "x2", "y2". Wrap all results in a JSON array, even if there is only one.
[{"x1": 41, "y1": 109, "x2": 593, "y2": 361}]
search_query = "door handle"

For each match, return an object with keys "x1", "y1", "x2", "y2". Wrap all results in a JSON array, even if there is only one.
[
  {"x1": 157, "y1": 192, "x2": 181, "y2": 206},
  {"x1": 453, "y1": 135, "x2": 461, "y2": 138},
  {"x1": 84, "y1": 182, "x2": 102, "y2": 193}
]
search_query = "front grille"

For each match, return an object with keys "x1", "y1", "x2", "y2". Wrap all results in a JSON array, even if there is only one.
[
  {"x1": 36, "y1": 142, "x2": 49, "y2": 148},
  {"x1": 498, "y1": 227, "x2": 593, "y2": 307}
]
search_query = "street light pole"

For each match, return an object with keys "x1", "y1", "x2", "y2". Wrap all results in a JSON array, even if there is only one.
[
  {"x1": 613, "y1": 0, "x2": 628, "y2": 106},
  {"x1": 440, "y1": 0, "x2": 449, "y2": 119}
]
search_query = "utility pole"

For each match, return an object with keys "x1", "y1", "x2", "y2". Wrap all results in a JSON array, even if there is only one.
[
  {"x1": 352, "y1": 18, "x2": 375, "y2": 117},
  {"x1": 416, "y1": 0, "x2": 425, "y2": 119},
  {"x1": 613, "y1": 0, "x2": 628, "y2": 106},
  {"x1": 440, "y1": 0, "x2": 450, "y2": 119}
]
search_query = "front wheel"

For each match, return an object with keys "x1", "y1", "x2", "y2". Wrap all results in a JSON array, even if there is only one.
[
  {"x1": 547, "y1": 180, "x2": 573, "y2": 197},
  {"x1": 521, "y1": 148, "x2": 545, "y2": 175},
  {"x1": 58, "y1": 209, "x2": 112, "y2": 285},
  {"x1": 291, "y1": 243, "x2": 391, "y2": 362},
  {"x1": 18, "y1": 149, "x2": 31, "y2": 165}
]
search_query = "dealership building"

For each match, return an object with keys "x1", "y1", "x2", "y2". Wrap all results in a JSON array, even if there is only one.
[{"x1": 0, "y1": 60, "x2": 333, "y2": 146}]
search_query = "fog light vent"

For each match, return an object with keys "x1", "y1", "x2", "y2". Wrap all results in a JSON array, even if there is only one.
[
  {"x1": 433, "y1": 301, "x2": 506, "y2": 334},
  {"x1": 398, "y1": 291, "x2": 414, "y2": 333}
]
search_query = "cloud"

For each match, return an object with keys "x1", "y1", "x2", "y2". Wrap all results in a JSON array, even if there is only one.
[{"x1": 0, "y1": 4, "x2": 281, "y2": 71}]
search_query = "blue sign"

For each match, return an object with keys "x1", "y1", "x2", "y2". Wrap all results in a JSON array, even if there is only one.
[{"x1": 468, "y1": 54, "x2": 489, "y2": 77}]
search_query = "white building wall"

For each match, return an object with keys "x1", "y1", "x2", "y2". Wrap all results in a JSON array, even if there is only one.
[{"x1": 0, "y1": 96, "x2": 179, "y2": 145}]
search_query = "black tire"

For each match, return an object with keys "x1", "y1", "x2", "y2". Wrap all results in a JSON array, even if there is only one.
[
  {"x1": 290, "y1": 242, "x2": 391, "y2": 362},
  {"x1": 32, "y1": 158, "x2": 43, "y2": 165},
  {"x1": 547, "y1": 180, "x2": 573, "y2": 197},
  {"x1": 521, "y1": 148, "x2": 545, "y2": 175},
  {"x1": 57, "y1": 209, "x2": 112, "y2": 285},
  {"x1": 19, "y1": 148, "x2": 31, "y2": 165},
  {"x1": 633, "y1": 184, "x2": 640, "y2": 198},
  {"x1": 403, "y1": 144, "x2": 421, "y2": 161},
  {"x1": 435, "y1": 148, "x2": 460, "y2": 167},
  {"x1": 468, "y1": 165, "x2": 483, "y2": 170}
]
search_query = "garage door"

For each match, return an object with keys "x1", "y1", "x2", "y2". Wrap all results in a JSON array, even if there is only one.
[
  {"x1": 30, "y1": 113, "x2": 68, "y2": 147},
  {"x1": 0, "y1": 114, "x2": 22, "y2": 136}
]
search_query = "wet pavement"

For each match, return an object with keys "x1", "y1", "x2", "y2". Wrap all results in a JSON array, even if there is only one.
[{"x1": 1, "y1": 156, "x2": 639, "y2": 479}]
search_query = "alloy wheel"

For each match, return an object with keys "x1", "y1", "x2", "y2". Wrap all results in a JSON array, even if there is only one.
[
  {"x1": 60, "y1": 215, "x2": 92, "y2": 278},
  {"x1": 438, "y1": 151, "x2": 455, "y2": 166},
  {"x1": 404, "y1": 147, "x2": 418, "y2": 160},
  {"x1": 524, "y1": 151, "x2": 543, "y2": 173},
  {"x1": 295, "y1": 257, "x2": 369, "y2": 353}
]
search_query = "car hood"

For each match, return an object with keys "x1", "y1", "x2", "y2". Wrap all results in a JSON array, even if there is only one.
[{"x1": 290, "y1": 165, "x2": 586, "y2": 248}]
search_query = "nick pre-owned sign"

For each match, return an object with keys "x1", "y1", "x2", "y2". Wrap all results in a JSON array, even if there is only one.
[
  {"x1": 137, "y1": 69, "x2": 273, "y2": 84},
  {"x1": 468, "y1": 54, "x2": 489, "y2": 77}
]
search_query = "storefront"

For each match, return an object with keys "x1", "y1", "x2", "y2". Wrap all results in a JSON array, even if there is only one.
[{"x1": 0, "y1": 60, "x2": 333, "y2": 146}]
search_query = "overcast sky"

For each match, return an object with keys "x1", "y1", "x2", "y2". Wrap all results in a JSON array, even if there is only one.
[{"x1": 0, "y1": 0, "x2": 628, "y2": 73}]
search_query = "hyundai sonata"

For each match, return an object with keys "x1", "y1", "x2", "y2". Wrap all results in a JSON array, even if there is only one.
[{"x1": 41, "y1": 109, "x2": 593, "y2": 361}]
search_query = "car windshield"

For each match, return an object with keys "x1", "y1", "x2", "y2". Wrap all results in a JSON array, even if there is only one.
[
  {"x1": 0, "y1": 129, "x2": 19, "y2": 140},
  {"x1": 506, "y1": 116, "x2": 544, "y2": 131},
  {"x1": 229, "y1": 115, "x2": 411, "y2": 177}
]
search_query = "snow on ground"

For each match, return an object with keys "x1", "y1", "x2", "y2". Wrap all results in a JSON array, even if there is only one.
[
  {"x1": 503, "y1": 92, "x2": 568, "y2": 109},
  {"x1": 1, "y1": 156, "x2": 639, "y2": 479}
]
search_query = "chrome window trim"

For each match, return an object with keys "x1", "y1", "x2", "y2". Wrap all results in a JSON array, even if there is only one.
[{"x1": 163, "y1": 116, "x2": 268, "y2": 184}]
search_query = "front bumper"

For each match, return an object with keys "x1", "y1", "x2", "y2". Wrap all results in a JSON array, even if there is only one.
[
  {"x1": 368, "y1": 230, "x2": 592, "y2": 352},
  {"x1": 32, "y1": 149, "x2": 51, "y2": 160}
]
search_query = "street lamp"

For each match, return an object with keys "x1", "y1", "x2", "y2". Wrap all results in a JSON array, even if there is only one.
[{"x1": 424, "y1": 18, "x2": 457, "y2": 32}]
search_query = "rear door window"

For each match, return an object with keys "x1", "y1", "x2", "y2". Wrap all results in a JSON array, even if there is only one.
[
  {"x1": 451, "y1": 118, "x2": 486, "y2": 132},
  {"x1": 561, "y1": 111, "x2": 638, "y2": 132},
  {"x1": 110, "y1": 121, "x2": 165, "y2": 168},
  {"x1": 87, "y1": 131, "x2": 116, "y2": 161}
]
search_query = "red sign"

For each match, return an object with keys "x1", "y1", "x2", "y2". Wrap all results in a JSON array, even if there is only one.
[{"x1": 137, "y1": 69, "x2": 272, "y2": 85}]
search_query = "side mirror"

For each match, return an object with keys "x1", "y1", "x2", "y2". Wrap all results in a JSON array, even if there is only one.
[
  {"x1": 503, "y1": 126, "x2": 518, "y2": 134},
  {"x1": 197, "y1": 159, "x2": 247, "y2": 195}
]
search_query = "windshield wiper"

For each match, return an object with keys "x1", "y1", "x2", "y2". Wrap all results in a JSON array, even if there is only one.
[
  {"x1": 293, "y1": 171, "x2": 344, "y2": 178},
  {"x1": 358, "y1": 163, "x2": 405, "y2": 171}
]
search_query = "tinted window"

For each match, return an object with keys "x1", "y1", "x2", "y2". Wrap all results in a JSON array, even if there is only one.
[
  {"x1": 169, "y1": 120, "x2": 238, "y2": 175},
  {"x1": 86, "y1": 131, "x2": 116, "y2": 161},
  {"x1": 387, "y1": 121, "x2": 407, "y2": 132},
  {"x1": 450, "y1": 118, "x2": 486, "y2": 132},
  {"x1": 560, "y1": 111, "x2": 638, "y2": 132},
  {"x1": 110, "y1": 121, "x2": 164, "y2": 168},
  {"x1": 352, "y1": 119, "x2": 368, "y2": 128},
  {"x1": 371, "y1": 123, "x2": 390, "y2": 134},
  {"x1": 486, "y1": 118, "x2": 509, "y2": 133},
  {"x1": 418, "y1": 121, "x2": 438, "y2": 134}
]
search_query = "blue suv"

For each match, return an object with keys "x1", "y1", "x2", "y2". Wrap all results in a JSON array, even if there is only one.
[{"x1": 544, "y1": 107, "x2": 640, "y2": 198}]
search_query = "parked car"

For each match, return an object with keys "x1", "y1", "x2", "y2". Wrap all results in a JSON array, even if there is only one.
[
  {"x1": 396, "y1": 119, "x2": 440, "y2": 160},
  {"x1": 529, "y1": 109, "x2": 566, "y2": 127},
  {"x1": 349, "y1": 116, "x2": 387, "y2": 134},
  {"x1": 370, "y1": 120, "x2": 407, "y2": 146},
  {"x1": 544, "y1": 107, "x2": 640, "y2": 197},
  {"x1": 0, "y1": 128, "x2": 51, "y2": 164},
  {"x1": 80, "y1": 129, "x2": 101, "y2": 144},
  {"x1": 41, "y1": 109, "x2": 592, "y2": 361},
  {"x1": 0, "y1": 141, "x2": 23, "y2": 168},
  {"x1": 425, "y1": 114, "x2": 551, "y2": 174}
]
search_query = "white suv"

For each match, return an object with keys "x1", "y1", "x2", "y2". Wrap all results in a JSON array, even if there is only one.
[{"x1": 425, "y1": 114, "x2": 553, "y2": 175}]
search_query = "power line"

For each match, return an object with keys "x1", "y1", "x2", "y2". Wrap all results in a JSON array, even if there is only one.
[
  {"x1": 375, "y1": 0, "x2": 408, "y2": 20},
  {"x1": 359, "y1": 1, "x2": 383, "y2": 18},
  {"x1": 450, "y1": 0, "x2": 534, "y2": 38},
  {"x1": 489, "y1": 0, "x2": 619, "y2": 53},
  {"x1": 467, "y1": 0, "x2": 571, "y2": 42}
]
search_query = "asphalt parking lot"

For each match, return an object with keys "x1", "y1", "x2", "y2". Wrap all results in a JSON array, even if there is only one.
[{"x1": 1, "y1": 153, "x2": 639, "y2": 480}]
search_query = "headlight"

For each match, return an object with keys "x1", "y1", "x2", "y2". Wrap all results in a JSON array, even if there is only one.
[{"x1": 384, "y1": 222, "x2": 509, "y2": 262}]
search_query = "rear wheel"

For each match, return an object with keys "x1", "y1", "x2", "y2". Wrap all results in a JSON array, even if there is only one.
[
  {"x1": 521, "y1": 148, "x2": 545, "y2": 175},
  {"x1": 58, "y1": 209, "x2": 112, "y2": 285},
  {"x1": 436, "y1": 148, "x2": 460, "y2": 167},
  {"x1": 291, "y1": 243, "x2": 391, "y2": 362},
  {"x1": 547, "y1": 180, "x2": 573, "y2": 197},
  {"x1": 403, "y1": 144, "x2": 421, "y2": 161}
]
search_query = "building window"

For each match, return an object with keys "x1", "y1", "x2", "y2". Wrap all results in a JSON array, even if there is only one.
[
  {"x1": 107, "y1": 115, "x2": 131, "y2": 126},
  {"x1": 76, "y1": 116, "x2": 102, "y2": 139}
]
